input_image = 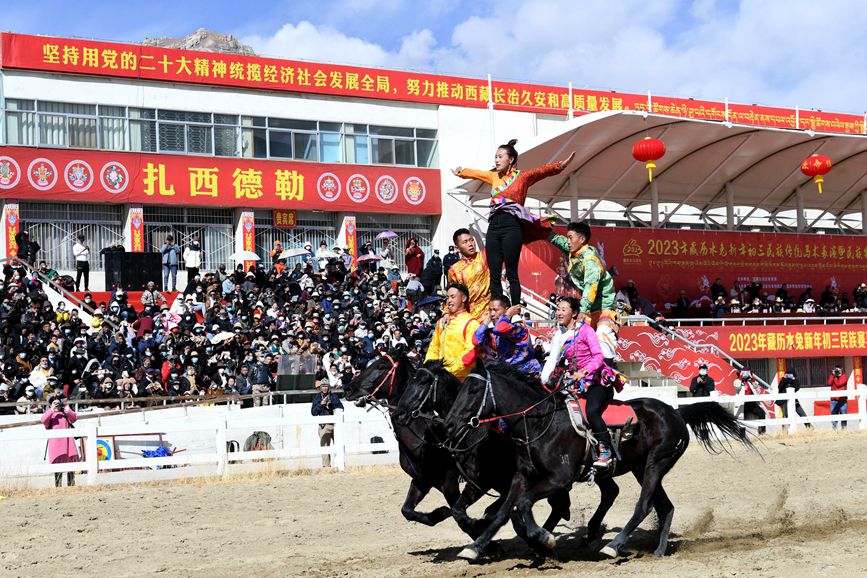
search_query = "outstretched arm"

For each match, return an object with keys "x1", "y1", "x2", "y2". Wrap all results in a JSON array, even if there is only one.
[
  {"x1": 452, "y1": 167, "x2": 495, "y2": 184},
  {"x1": 523, "y1": 152, "x2": 575, "y2": 186}
]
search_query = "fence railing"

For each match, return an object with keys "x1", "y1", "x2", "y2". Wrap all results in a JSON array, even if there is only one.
[
  {"x1": 620, "y1": 384, "x2": 867, "y2": 434},
  {"x1": 0, "y1": 406, "x2": 397, "y2": 485}
]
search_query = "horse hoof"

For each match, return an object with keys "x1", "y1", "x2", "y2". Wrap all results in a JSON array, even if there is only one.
[
  {"x1": 458, "y1": 547, "x2": 480, "y2": 561},
  {"x1": 600, "y1": 545, "x2": 618, "y2": 558},
  {"x1": 544, "y1": 533, "x2": 557, "y2": 551}
]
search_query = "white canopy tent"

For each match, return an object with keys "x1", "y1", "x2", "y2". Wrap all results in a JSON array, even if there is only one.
[{"x1": 451, "y1": 110, "x2": 867, "y2": 234}]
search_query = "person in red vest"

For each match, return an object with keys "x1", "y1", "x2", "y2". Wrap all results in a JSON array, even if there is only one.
[{"x1": 827, "y1": 365, "x2": 848, "y2": 431}]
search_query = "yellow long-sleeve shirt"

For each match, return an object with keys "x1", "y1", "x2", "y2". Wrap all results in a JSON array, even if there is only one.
[
  {"x1": 445, "y1": 252, "x2": 491, "y2": 321},
  {"x1": 424, "y1": 311, "x2": 481, "y2": 381}
]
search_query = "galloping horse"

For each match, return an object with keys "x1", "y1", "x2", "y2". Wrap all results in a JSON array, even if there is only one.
[
  {"x1": 444, "y1": 363, "x2": 756, "y2": 560},
  {"x1": 343, "y1": 351, "x2": 571, "y2": 541}
]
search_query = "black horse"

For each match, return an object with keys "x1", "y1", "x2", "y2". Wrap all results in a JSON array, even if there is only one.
[
  {"x1": 393, "y1": 360, "x2": 572, "y2": 549},
  {"x1": 343, "y1": 351, "x2": 571, "y2": 541},
  {"x1": 443, "y1": 363, "x2": 756, "y2": 560}
]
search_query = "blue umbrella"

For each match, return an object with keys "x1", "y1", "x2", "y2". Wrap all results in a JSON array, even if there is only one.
[{"x1": 417, "y1": 295, "x2": 443, "y2": 307}]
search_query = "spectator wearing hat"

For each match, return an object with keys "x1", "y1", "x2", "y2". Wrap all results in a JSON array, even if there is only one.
[
  {"x1": 340, "y1": 246, "x2": 353, "y2": 270},
  {"x1": 0, "y1": 383, "x2": 15, "y2": 415},
  {"x1": 16, "y1": 384, "x2": 40, "y2": 414},
  {"x1": 183, "y1": 234, "x2": 203, "y2": 284},
  {"x1": 310, "y1": 378, "x2": 344, "y2": 467},
  {"x1": 160, "y1": 235, "x2": 181, "y2": 292},
  {"x1": 42, "y1": 394, "x2": 79, "y2": 487},
  {"x1": 689, "y1": 364, "x2": 715, "y2": 397},
  {"x1": 420, "y1": 249, "x2": 442, "y2": 295},
  {"x1": 442, "y1": 245, "x2": 460, "y2": 286},
  {"x1": 72, "y1": 233, "x2": 91, "y2": 291}
]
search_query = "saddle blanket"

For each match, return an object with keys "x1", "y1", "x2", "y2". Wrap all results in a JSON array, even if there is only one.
[{"x1": 565, "y1": 397, "x2": 638, "y2": 429}]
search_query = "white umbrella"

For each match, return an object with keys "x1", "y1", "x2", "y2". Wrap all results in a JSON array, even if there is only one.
[
  {"x1": 229, "y1": 250, "x2": 260, "y2": 261},
  {"x1": 275, "y1": 247, "x2": 311, "y2": 260},
  {"x1": 210, "y1": 331, "x2": 236, "y2": 344},
  {"x1": 317, "y1": 250, "x2": 338, "y2": 259}
]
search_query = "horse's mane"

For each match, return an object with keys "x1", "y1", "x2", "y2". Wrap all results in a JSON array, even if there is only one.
[
  {"x1": 484, "y1": 362, "x2": 545, "y2": 395},
  {"x1": 421, "y1": 359, "x2": 462, "y2": 389}
]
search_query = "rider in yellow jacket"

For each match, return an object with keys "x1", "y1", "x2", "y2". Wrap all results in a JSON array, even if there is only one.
[{"x1": 425, "y1": 282, "x2": 480, "y2": 381}]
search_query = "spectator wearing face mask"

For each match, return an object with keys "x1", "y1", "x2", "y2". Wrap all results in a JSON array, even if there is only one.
[
  {"x1": 183, "y1": 234, "x2": 203, "y2": 282},
  {"x1": 689, "y1": 364, "x2": 715, "y2": 397}
]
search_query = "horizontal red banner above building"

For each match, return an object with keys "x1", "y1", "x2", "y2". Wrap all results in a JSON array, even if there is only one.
[
  {"x1": 2, "y1": 33, "x2": 864, "y2": 133},
  {"x1": 717, "y1": 325, "x2": 867, "y2": 359},
  {"x1": 0, "y1": 146, "x2": 441, "y2": 214}
]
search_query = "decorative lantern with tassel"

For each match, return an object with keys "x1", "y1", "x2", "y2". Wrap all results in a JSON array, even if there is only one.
[
  {"x1": 632, "y1": 137, "x2": 666, "y2": 182},
  {"x1": 800, "y1": 154, "x2": 832, "y2": 194}
]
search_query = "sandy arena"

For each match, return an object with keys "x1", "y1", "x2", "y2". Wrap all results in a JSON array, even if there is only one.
[{"x1": 1, "y1": 430, "x2": 866, "y2": 577}]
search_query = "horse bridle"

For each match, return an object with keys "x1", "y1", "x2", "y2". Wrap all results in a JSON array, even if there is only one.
[{"x1": 363, "y1": 353, "x2": 400, "y2": 403}]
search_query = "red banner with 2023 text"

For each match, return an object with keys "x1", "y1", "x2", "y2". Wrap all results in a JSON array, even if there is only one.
[
  {"x1": 2, "y1": 33, "x2": 865, "y2": 133},
  {"x1": 0, "y1": 146, "x2": 440, "y2": 214},
  {"x1": 719, "y1": 325, "x2": 867, "y2": 359},
  {"x1": 519, "y1": 227, "x2": 867, "y2": 308}
]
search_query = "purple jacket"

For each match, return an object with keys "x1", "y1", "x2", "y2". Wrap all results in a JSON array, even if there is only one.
[{"x1": 473, "y1": 314, "x2": 542, "y2": 374}]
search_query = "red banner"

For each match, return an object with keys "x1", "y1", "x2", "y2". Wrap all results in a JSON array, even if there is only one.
[
  {"x1": 717, "y1": 325, "x2": 867, "y2": 359},
  {"x1": 0, "y1": 146, "x2": 440, "y2": 215},
  {"x1": 520, "y1": 227, "x2": 867, "y2": 309},
  {"x1": 2, "y1": 33, "x2": 865, "y2": 133},
  {"x1": 3, "y1": 201, "x2": 20, "y2": 259}
]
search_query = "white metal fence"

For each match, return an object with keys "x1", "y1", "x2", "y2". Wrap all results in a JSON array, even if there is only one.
[
  {"x1": 2, "y1": 386, "x2": 864, "y2": 487},
  {"x1": 0, "y1": 405, "x2": 398, "y2": 487}
]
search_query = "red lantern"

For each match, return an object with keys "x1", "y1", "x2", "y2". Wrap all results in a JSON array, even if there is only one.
[
  {"x1": 632, "y1": 137, "x2": 666, "y2": 182},
  {"x1": 800, "y1": 154, "x2": 833, "y2": 194}
]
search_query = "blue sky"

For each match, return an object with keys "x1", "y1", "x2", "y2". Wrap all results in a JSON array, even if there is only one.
[{"x1": 4, "y1": 0, "x2": 867, "y2": 114}]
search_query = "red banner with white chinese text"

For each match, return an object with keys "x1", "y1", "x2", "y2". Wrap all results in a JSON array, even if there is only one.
[{"x1": 0, "y1": 146, "x2": 440, "y2": 214}]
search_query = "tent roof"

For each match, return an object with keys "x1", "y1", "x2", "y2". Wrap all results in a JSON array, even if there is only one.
[{"x1": 454, "y1": 111, "x2": 867, "y2": 227}]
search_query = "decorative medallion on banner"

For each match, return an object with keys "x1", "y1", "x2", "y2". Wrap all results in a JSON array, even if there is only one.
[
  {"x1": 27, "y1": 158, "x2": 58, "y2": 191},
  {"x1": 63, "y1": 159, "x2": 94, "y2": 193},
  {"x1": 374, "y1": 175, "x2": 398, "y2": 204},
  {"x1": 0, "y1": 156, "x2": 21, "y2": 189}
]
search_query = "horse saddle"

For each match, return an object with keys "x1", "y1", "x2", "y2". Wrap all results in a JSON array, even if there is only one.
[{"x1": 563, "y1": 394, "x2": 638, "y2": 461}]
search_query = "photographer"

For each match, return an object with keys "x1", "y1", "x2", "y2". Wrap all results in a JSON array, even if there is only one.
[
  {"x1": 310, "y1": 378, "x2": 343, "y2": 468},
  {"x1": 828, "y1": 365, "x2": 848, "y2": 431},
  {"x1": 777, "y1": 371, "x2": 811, "y2": 428},
  {"x1": 689, "y1": 364, "x2": 715, "y2": 397},
  {"x1": 41, "y1": 394, "x2": 79, "y2": 487}
]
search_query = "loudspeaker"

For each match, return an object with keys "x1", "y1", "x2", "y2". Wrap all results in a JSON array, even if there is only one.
[{"x1": 104, "y1": 252, "x2": 162, "y2": 291}]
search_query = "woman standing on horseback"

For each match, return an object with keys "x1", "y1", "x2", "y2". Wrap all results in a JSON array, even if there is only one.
[
  {"x1": 540, "y1": 296, "x2": 613, "y2": 468},
  {"x1": 452, "y1": 141, "x2": 574, "y2": 306}
]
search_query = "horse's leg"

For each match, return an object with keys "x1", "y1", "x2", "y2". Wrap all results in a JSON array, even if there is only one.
[
  {"x1": 451, "y1": 482, "x2": 492, "y2": 539},
  {"x1": 651, "y1": 484, "x2": 675, "y2": 557},
  {"x1": 458, "y1": 472, "x2": 527, "y2": 561},
  {"x1": 400, "y1": 480, "x2": 452, "y2": 526},
  {"x1": 600, "y1": 449, "x2": 679, "y2": 558},
  {"x1": 586, "y1": 476, "x2": 619, "y2": 543},
  {"x1": 514, "y1": 476, "x2": 570, "y2": 556},
  {"x1": 542, "y1": 490, "x2": 572, "y2": 533}
]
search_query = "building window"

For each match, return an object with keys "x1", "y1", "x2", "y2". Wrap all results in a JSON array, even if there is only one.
[{"x1": 3, "y1": 98, "x2": 438, "y2": 167}]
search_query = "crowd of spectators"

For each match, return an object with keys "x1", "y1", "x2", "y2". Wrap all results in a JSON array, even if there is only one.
[{"x1": 0, "y1": 235, "x2": 450, "y2": 416}]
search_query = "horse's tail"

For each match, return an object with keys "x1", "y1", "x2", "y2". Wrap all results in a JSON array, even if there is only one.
[{"x1": 678, "y1": 401, "x2": 759, "y2": 456}]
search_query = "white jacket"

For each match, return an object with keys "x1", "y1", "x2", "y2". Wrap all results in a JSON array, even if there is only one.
[{"x1": 183, "y1": 246, "x2": 202, "y2": 268}]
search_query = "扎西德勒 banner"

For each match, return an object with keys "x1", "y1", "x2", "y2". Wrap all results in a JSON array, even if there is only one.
[{"x1": 0, "y1": 146, "x2": 440, "y2": 215}]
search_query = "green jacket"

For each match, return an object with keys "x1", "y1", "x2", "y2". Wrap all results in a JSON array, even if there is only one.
[{"x1": 548, "y1": 232, "x2": 616, "y2": 314}]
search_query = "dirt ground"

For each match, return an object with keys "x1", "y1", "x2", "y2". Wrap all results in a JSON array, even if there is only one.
[{"x1": 2, "y1": 429, "x2": 866, "y2": 578}]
